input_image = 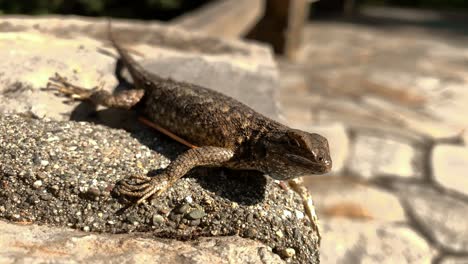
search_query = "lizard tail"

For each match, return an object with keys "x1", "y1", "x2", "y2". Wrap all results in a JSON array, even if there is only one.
[{"x1": 106, "y1": 19, "x2": 160, "y2": 87}]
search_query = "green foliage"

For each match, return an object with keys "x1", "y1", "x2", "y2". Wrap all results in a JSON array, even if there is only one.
[
  {"x1": 0, "y1": 0, "x2": 210, "y2": 20},
  {"x1": 363, "y1": 0, "x2": 468, "y2": 9}
]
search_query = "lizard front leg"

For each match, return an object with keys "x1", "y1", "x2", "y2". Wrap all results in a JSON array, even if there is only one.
[
  {"x1": 117, "y1": 146, "x2": 235, "y2": 204},
  {"x1": 46, "y1": 73, "x2": 144, "y2": 109},
  {"x1": 288, "y1": 178, "x2": 322, "y2": 244}
]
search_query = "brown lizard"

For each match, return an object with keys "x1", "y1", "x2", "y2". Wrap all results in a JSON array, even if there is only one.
[{"x1": 47, "y1": 26, "x2": 332, "y2": 216}]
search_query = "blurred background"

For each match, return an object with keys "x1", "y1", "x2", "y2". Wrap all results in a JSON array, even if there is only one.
[
  {"x1": 1, "y1": 0, "x2": 467, "y2": 263},
  {"x1": 0, "y1": 0, "x2": 467, "y2": 18}
]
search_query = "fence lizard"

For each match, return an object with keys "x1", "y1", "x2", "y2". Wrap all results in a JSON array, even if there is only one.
[{"x1": 47, "y1": 26, "x2": 332, "y2": 238}]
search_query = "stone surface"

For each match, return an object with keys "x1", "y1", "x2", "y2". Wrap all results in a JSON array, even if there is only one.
[
  {"x1": 393, "y1": 183, "x2": 468, "y2": 252},
  {"x1": 440, "y1": 257, "x2": 468, "y2": 264},
  {"x1": 0, "y1": 31, "x2": 117, "y2": 120},
  {"x1": 0, "y1": 16, "x2": 279, "y2": 121},
  {"x1": 282, "y1": 19, "x2": 468, "y2": 139},
  {"x1": 0, "y1": 114, "x2": 319, "y2": 263},
  {"x1": 320, "y1": 218, "x2": 434, "y2": 264},
  {"x1": 0, "y1": 220, "x2": 283, "y2": 264},
  {"x1": 276, "y1": 10, "x2": 468, "y2": 264},
  {"x1": 305, "y1": 177, "x2": 405, "y2": 222},
  {"x1": 432, "y1": 145, "x2": 468, "y2": 196},
  {"x1": 348, "y1": 134, "x2": 419, "y2": 179}
]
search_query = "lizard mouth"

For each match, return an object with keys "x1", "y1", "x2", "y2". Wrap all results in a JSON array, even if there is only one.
[
  {"x1": 285, "y1": 154, "x2": 331, "y2": 173},
  {"x1": 285, "y1": 154, "x2": 318, "y2": 166}
]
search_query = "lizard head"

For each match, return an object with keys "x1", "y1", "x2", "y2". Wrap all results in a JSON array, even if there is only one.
[{"x1": 256, "y1": 129, "x2": 332, "y2": 180}]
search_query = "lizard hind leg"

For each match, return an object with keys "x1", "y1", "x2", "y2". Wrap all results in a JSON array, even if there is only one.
[
  {"x1": 46, "y1": 73, "x2": 145, "y2": 109},
  {"x1": 47, "y1": 73, "x2": 99, "y2": 100}
]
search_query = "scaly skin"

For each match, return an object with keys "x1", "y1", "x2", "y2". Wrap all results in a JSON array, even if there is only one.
[{"x1": 46, "y1": 28, "x2": 332, "y2": 238}]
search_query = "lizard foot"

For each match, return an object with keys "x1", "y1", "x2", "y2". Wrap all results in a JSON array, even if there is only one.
[
  {"x1": 116, "y1": 174, "x2": 172, "y2": 204},
  {"x1": 46, "y1": 73, "x2": 101, "y2": 100}
]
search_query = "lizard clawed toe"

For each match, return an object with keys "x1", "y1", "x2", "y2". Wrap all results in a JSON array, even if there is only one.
[
  {"x1": 117, "y1": 174, "x2": 171, "y2": 204},
  {"x1": 45, "y1": 73, "x2": 99, "y2": 100},
  {"x1": 119, "y1": 180, "x2": 152, "y2": 191}
]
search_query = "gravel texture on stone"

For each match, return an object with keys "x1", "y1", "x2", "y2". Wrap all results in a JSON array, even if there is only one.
[{"x1": 0, "y1": 114, "x2": 319, "y2": 263}]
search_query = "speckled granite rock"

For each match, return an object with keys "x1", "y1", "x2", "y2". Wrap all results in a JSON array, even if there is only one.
[{"x1": 0, "y1": 114, "x2": 319, "y2": 263}]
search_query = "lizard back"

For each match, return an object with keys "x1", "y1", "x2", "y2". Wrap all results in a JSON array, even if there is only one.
[
  {"x1": 140, "y1": 75, "x2": 284, "y2": 149},
  {"x1": 109, "y1": 32, "x2": 285, "y2": 149}
]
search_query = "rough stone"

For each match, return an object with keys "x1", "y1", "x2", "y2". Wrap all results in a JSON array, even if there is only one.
[
  {"x1": 348, "y1": 134, "x2": 420, "y2": 179},
  {"x1": 289, "y1": 20, "x2": 468, "y2": 139},
  {"x1": 0, "y1": 220, "x2": 283, "y2": 264},
  {"x1": 0, "y1": 31, "x2": 116, "y2": 121},
  {"x1": 0, "y1": 16, "x2": 316, "y2": 263},
  {"x1": 440, "y1": 256, "x2": 468, "y2": 264},
  {"x1": 393, "y1": 182, "x2": 468, "y2": 252},
  {"x1": 0, "y1": 114, "x2": 319, "y2": 263},
  {"x1": 321, "y1": 218, "x2": 434, "y2": 264},
  {"x1": 432, "y1": 145, "x2": 468, "y2": 196},
  {"x1": 0, "y1": 16, "x2": 279, "y2": 121},
  {"x1": 305, "y1": 177, "x2": 405, "y2": 222}
]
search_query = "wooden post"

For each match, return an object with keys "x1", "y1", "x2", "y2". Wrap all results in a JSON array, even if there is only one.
[{"x1": 246, "y1": 0, "x2": 311, "y2": 61}]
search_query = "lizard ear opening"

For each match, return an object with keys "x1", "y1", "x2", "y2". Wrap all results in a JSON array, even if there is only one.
[{"x1": 254, "y1": 143, "x2": 267, "y2": 159}]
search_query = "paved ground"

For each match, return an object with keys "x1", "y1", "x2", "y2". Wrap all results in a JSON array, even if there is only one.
[{"x1": 278, "y1": 10, "x2": 468, "y2": 263}]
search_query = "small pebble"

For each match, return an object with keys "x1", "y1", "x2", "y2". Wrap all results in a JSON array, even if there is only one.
[
  {"x1": 32, "y1": 180, "x2": 42, "y2": 189},
  {"x1": 276, "y1": 230, "x2": 284, "y2": 238},
  {"x1": 169, "y1": 213, "x2": 182, "y2": 222},
  {"x1": 278, "y1": 247, "x2": 296, "y2": 258},
  {"x1": 295, "y1": 210, "x2": 304, "y2": 220},
  {"x1": 175, "y1": 204, "x2": 191, "y2": 214},
  {"x1": 189, "y1": 219, "x2": 201, "y2": 226},
  {"x1": 184, "y1": 196, "x2": 193, "y2": 203},
  {"x1": 245, "y1": 228, "x2": 257, "y2": 237},
  {"x1": 186, "y1": 209, "x2": 205, "y2": 220},
  {"x1": 246, "y1": 213, "x2": 254, "y2": 222},
  {"x1": 283, "y1": 209, "x2": 292, "y2": 219},
  {"x1": 152, "y1": 214, "x2": 165, "y2": 224}
]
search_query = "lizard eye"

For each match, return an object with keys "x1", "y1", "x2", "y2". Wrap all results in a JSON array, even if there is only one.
[{"x1": 288, "y1": 138, "x2": 301, "y2": 147}]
